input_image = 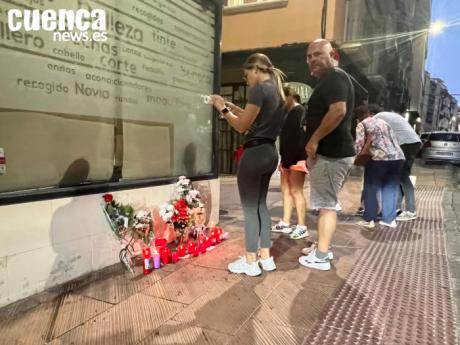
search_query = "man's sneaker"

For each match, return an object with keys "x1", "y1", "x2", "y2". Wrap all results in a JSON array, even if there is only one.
[
  {"x1": 299, "y1": 255, "x2": 331, "y2": 271},
  {"x1": 396, "y1": 211, "x2": 417, "y2": 221},
  {"x1": 289, "y1": 226, "x2": 309, "y2": 240},
  {"x1": 356, "y1": 220, "x2": 375, "y2": 228},
  {"x1": 272, "y1": 221, "x2": 292, "y2": 234},
  {"x1": 228, "y1": 256, "x2": 262, "y2": 276},
  {"x1": 258, "y1": 256, "x2": 276, "y2": 271},
  {"x1": 379, "y1": 220, "x2": 397, "y2": 228},
  {"x1": 301, "y1": 245, "x2": 334, "y2": 260}
]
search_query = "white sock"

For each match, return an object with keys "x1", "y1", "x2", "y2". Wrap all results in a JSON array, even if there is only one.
[{"x1": 279, "y1": 220, "x2": 290, "y2": 226}]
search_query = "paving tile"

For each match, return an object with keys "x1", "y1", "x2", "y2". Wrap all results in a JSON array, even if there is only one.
[
  {"x1": 138, "y1": 320, "x2": 229, "y2": 345},
  {"x1": 141, "y1": 265, "x2": 232, "y2": 305},
  {"x1": 0, "y1": 293, "x2": 111, "y2": 345},
  {"x1": 58, "y1": 294, "x2": 184, "y2": 345},
  {"x1": 229, "y1": 317, "x2": 307, "y2": 345},
  {"x1": 173, "y1": 277, "x2": 261, "y2": 335},
  {"x1": 192, "y1": 240, "x2": 245, "y2": 270},
  {"x1": 304, "y1": 185, "x2": 458, "y2": 345},
  {"x1": 303, "y1": 326, "x2": 382, "y2": 345},
  {"x1": 0, "y1": 299, "x2": 52, "y2": 345},
  {"x1": 52, "y1": 294, "x2": 113, "y2": 338},
  {"x1": 254, "y1": 271, "x2": 336, "y2": 331},
  {"x1": 75, "y1": 268, "x2": 170, "y2": 304},
  {"x1": 238, "y1": 270, "x2": 287, "y2": 300}
]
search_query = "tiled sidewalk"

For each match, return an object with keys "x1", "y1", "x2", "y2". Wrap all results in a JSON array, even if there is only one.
[
  {"x1": 304, "y1": 185, "x2": 458, "y2": 345},
  {"x1": 0, "y1": 166, "x2": 458, "y2": 345}
]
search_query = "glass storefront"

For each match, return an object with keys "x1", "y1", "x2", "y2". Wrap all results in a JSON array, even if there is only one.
[{"x1": 0, "y1": 0, "x2": 220, "y2": 201}]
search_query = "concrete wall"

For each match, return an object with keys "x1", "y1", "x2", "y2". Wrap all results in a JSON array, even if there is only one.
[
  {"x1": 0, "y1": 179, "x2": 220, "y2": 307},
  {"x1": 222, "y1": 0, "x2": 346, "y2": 52}
]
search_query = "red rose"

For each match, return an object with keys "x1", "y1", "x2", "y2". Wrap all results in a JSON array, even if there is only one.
[{"x1": 102, "y1": 194, "x2": 113, "y2": 203}]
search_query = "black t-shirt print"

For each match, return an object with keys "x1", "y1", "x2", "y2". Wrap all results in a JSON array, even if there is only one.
[{"x1": 305, "y1": 67, "x2": 356, "y2": 158}]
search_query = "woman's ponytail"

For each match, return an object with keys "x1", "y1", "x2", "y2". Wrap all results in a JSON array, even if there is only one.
[{"x1": 269, "y1": 67, "x2": 286, "y2": 102}]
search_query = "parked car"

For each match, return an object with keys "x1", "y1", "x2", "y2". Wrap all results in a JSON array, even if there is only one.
[
  {"x1": 417, "y1": 132, "x2": 430, "y2": 157},
  {"x1": 420, "y1": 132, "x2": 430, "y2": 145},
  {"x1": 420, "y1": 132, "x2": 460, "y2": 164}
]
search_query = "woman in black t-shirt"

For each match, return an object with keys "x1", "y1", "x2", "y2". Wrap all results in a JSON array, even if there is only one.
[
  {"x1": 272, "y1": 87, "x2": 309, "y2": 239},
  {"x1": 210, "y1": 53, "x2": 286, "y2": 276}
]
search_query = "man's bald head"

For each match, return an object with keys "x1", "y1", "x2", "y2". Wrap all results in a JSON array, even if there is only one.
[
  {"x1": 309, "y1": 39, "x2": 334, "y2": 51},
  {"x1": 306, "y1": 39, "x2": 338, "y2": 78}
]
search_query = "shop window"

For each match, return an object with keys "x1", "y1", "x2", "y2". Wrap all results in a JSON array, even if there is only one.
[{"x1": 0, "y1": 0, "x2": 219, "y2": 202}]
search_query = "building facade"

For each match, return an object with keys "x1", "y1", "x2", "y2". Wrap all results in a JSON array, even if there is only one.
[
  {"x1": 219, "y1": 0, "x2": 431, "y2": 173},
  {"x1": 0, "y1": 0, "x2": 222, "y2": 307},
  {"x1": 343, "y1": 0, "x2": 431, "y2": 114},
  {"x1": 420, "y1": 74, "x2": 459, "y2": 132}
]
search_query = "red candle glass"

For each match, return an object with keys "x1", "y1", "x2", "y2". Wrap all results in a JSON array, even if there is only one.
[
  {"x1": 210, "y1": 235, "x2": 217, "y2": 246},
  {"x1": 177, "y1": 245, "x2": 186, "y2": 257},
  {"x1": 192, "y1": 247, "x2": 200, "y2": 257},
  {"x1": 171, "y1": 252, "x2": 179, "y2": 263},
  {"x1": 199, "y1": 244, "x2": 206, "y2": 254},
  {"x1": 155, "y1": 238, "x2": 167, "y2": 247},
  {"x1": 142, "y1": 248, "x2": 151, "y2": 275},
  {"x1": 161, "y1": 248, "x2": 171, "y2": 264},
  {"x1": 187, "y1": 241, "x2": 196, "y2": 254},
  {"x1": 217, "y1": 229, "x2": 223, "y2": 243}
]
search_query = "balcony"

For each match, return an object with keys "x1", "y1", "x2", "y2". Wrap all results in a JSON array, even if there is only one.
[{"x1": 224, "y1": 0, "x2": 288, "y2": 15}]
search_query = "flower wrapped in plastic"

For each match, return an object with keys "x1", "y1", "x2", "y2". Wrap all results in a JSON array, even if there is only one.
[
  {"x1": 159, "y1": 176, "x2": 202, "y2": 244},
  {"x1": 132, "y1": 209, "x2": 154, "y2": 245},
  {"x1": 102, "y1": 193, "x2": 134, "y2": 239}
]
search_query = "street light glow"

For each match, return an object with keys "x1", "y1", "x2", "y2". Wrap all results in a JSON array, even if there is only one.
[{"x1": 430, "y1": 20, "x2": 446, "y2": 35}]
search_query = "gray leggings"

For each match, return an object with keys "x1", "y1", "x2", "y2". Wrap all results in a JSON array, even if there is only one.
[{"x1": 237, "y1": 143, "x2": 278, "y2": 252}]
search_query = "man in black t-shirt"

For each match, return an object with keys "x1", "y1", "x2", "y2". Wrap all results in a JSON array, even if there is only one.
[{"x1": 299, "y1": 39, "x2": 356, "y2": 271}]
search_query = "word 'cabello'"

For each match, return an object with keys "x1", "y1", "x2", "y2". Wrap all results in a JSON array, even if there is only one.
[{"x1": 7, "y1": 9, "x2": 106, "y2": 32}]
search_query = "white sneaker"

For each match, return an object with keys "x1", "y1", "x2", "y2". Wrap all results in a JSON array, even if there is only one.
[
  {"x1": 356, "y1": 220, "x2": 375, "y2": 228},
  {"x1": 335, "y1": 203, "x2": 342, "y2": 212},
  {"x1": 379, "y1": 220, "x2": 397, "y2": 228},
  {"x1": 272, "y1": 221, "x2": 292, "y2": 234},
  {"x1": 298, "y1": 255, "x2": 331, "y2": 271},
  {"x1": 289, "y1": 226, "x2": 309, "y2": 240},
  {"x1": 301, "y1": 245, "x2": 334, "y2": 260},
  {"x1": 228, "y1": 256, "x2": 262, "y2": 276},
  {"x1": 258, "y1": 257, "x2": 276, "y2": 271},
  {"x1": 396, "y1": 211, "x2": 417, "y2": 221}
]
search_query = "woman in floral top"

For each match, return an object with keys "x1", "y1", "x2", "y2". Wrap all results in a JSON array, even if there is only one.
[{"x1": 355, "y1": 105, "x2": 405, "y2": 228}]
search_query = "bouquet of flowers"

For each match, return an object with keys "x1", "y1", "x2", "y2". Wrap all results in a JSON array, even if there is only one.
[
  {"x1": 132, "y1": 209, "x2": 154, "y2": 244},
  {"x1": 174, "y1": 176, "x2": 201, "y2": 208},
  {"x1": 102, "y1": 193, "x2": 134, "y2": 239},
  {"x1": 159, "y1": 176, "x2": 202, "y2": 243}
]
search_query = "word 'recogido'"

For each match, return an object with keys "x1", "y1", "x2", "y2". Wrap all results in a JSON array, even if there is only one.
[{"x1": 7, "y1": 9, "x2": 106, "y2": 32}]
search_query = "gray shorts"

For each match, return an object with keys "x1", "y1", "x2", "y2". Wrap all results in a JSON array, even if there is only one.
[{"x1": 309, "y1": 155, "x2": 354, "y2": 210}]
